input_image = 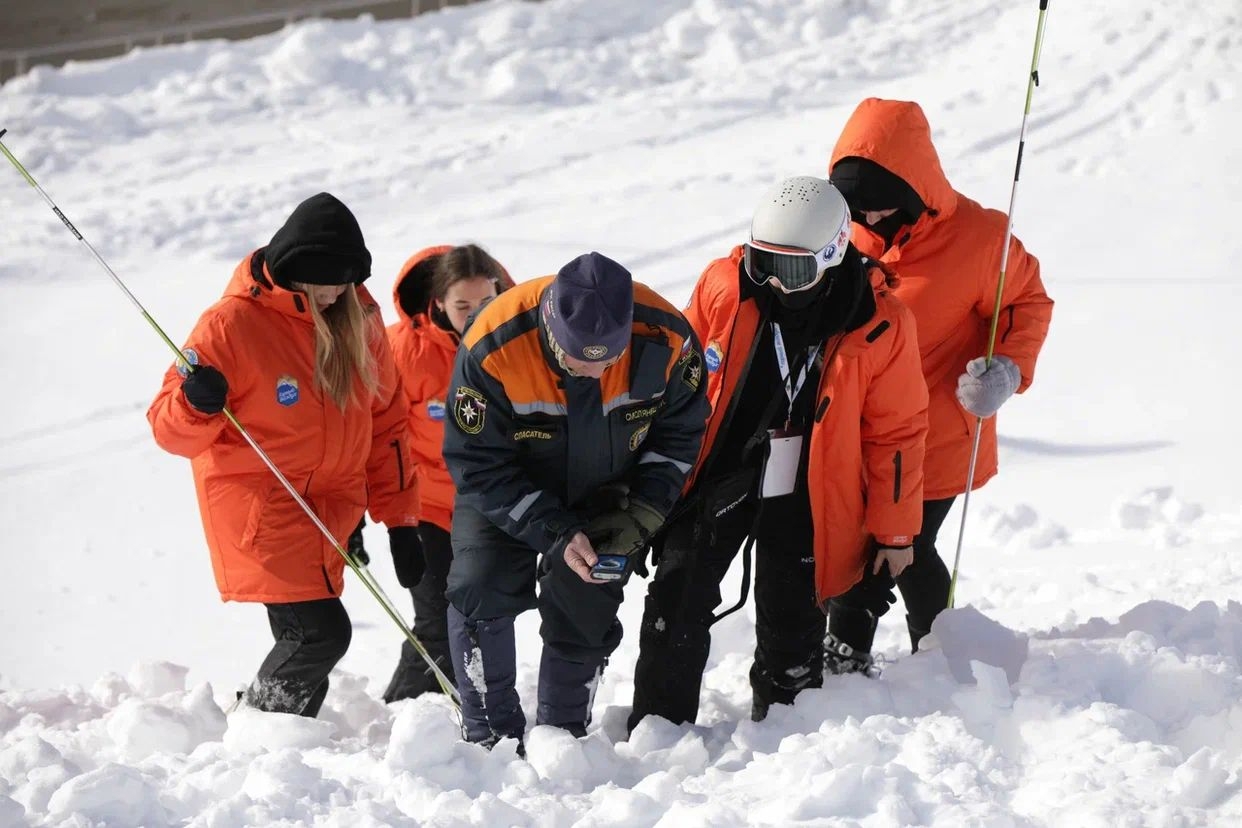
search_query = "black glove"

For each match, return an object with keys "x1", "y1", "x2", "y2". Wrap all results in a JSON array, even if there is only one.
[
  {"x1": 584, "y1": 499, "x2": 664, "y2": 578},
  {"x1": 580, "y1": 481, "x2": 630, "y2": 519},
  {"x1": 389, "y1": 526, "x2": 425, "y2": 588},
  {"x1": 182, "y1": 365, "x2": 229, "y2": 414},
  {"x1": 851, "y1": 554, "x2": 898, "y2": 618},
  {"x1": 346, "y1": 518, "x2": 369, "y2": 567}
]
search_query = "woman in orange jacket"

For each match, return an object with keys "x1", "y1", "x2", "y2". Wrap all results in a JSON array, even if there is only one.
[
  {"x1": 379, "y1": 243, "x2": 510, "y2": 702},
  {"x1": 629, "y1": 177, "x2": 928, "y2": 728},
  {"x1": 827, "y1": 98, "x2": 1054, "y2": 664},
  {"x1": 148, "y1": 192, "x2": 420, "y2": 718}
]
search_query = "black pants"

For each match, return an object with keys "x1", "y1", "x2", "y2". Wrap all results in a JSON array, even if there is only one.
[
  {"x1": 385, "y1": 522, "x2": 457, "y2": 702},
  {"x1": 629, "y1": 491, "x2": 824, "y2": 731},
  {"x1": 446, "y1": 504, "x2": 626, "y2": 662},
  {"x1": 828, "y1": 496, "x2": 956, "y2": 653},
  {"x1": 245, "y1": 597, "x2": 352, "y2": 718}
]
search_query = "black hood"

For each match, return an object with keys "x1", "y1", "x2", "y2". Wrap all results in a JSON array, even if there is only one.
[{"x1": 262, "y1": 192, "x2": 372, "y2": 290}]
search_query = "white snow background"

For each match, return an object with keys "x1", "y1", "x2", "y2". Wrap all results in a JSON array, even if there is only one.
[{"x1": 2, "y1": 0, "x2": 1241, "y2": 825}]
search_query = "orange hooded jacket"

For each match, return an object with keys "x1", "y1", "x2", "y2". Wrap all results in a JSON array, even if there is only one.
[
  {"x1": 148, "y1": 252, "x2": 420, "y2": 604},
  {"x1": 687, "y1": 248, "x2": 928, "y2": 602},
  {"x1": 830, "y1": 98, "x2": 1053, "y2": 500},
  {"x1": 385, "y1": 246, "x2": 514, "y2": 533}
]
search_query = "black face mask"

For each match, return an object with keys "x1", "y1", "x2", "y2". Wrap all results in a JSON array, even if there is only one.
[
  {"x1": 771, "y1": 271, "x2": 832, "y2": 311},
  {"x1": 853, "y1": 209, "x2": 908, "y2": 248}
]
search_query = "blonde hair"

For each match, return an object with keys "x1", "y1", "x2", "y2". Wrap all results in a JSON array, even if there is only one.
[{"x1": 297, "y1": 283, "x2": 379, "y2": 409}]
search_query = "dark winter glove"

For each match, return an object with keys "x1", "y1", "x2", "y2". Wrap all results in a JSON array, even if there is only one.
[
  {"x1": 955, "y1": 355, "x2": 1020, "y2": 418},
  {"x1": 346, "y1": 518, "x2": 369, "y2": 567},
  {"x1": 388, "y1": 526, "x2": 425, "y2": 588},
  {"x1": 580, "y1": 480, "x2": 631, "y2": 519},
  {"x1": 584, "y1": 499, "x2": 665, "y2": 577},
  {"x1": 182, "y1": 365, "x2": 229, "y2": 415},
  {"x1": 852, "y1": 555, "x2": 898, "y2": 618}
]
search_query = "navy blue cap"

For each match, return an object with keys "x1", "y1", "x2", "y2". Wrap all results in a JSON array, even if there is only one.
[{"x1": 542, "y1": 252, "x2": 634, "y2": 362}]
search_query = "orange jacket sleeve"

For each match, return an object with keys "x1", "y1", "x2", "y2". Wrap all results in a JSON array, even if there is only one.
[
  {"x1": 147, "y1": 310, "x2": 235, "y2": 458},
  {"x1": 860, "y1": 302, "x2": 929, "y2": 546},
  {"x1": 366, "y1": 318, "x2": 421, "y2": 527},
  {"x1": 980, "y1": 234, "x2": 1053, "y2": 393}
]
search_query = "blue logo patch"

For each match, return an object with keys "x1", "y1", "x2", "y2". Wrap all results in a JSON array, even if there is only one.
[
  {"x1": 427, "y1": 400, "x2": 446, "y2": 421},
  {"x1": 704, "y1": 341, "x2": 723, "y2": 373},
  {"x1": 175, "y1": 348, "x2": 200, "y2": 378},
  {"x1": 276, "y1": 375, "x2": 300, "y2": 407}
]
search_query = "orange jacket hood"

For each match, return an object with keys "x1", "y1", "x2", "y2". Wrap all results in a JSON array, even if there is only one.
[{"x1": 830, "y1": 98, "x2": 957, "y2": 223}]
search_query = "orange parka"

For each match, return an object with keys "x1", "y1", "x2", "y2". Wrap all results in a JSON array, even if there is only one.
[
  {"x1": 386, "y1": 246, "x2": 513, "y2": 533},
  {"x1": 686, "y1": 248, "x2": 928, "y2": 602},
  {"x1": 830, "y1": 98, "x2": 1054, "y2": 500},
  {"x1": 148, "y1": 252, "x2": 420, "y2": 604}
]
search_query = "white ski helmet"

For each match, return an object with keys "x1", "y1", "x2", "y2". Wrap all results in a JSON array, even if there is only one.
[{"x1": 747, "y1": 176, "x2": 852, "y2": 292}]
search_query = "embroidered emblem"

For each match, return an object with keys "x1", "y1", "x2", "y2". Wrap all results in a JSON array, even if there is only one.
[
  {"x1": 704, "y1": 341, "x2": 723, "y2": 373},
  {"x1": 175, "y1": 348, "x2": 200, "y2": 378},
  {"x1": 427, "y1": 399, "x2": 446, "y2": 421},
  {"x1": 629, "y1": 422, "x2": 651, "y2": 452},
  {"x1": 453, "y1": 387, "x2": 487, "y2": 435},
  {"x1": 582, "y1": 344, "x2": 609, "y2": 360},
  {"x1": 513, "y1": 429, "x2": 553, "y2": 441},
  {"x1": 681, "y1": 349, "x2": 703, "y2": 391},
  {"x1": 276, "y1": 375, "x2": 300, "y2": 406}
]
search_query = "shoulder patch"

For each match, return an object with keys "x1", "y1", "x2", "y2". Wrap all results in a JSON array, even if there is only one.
[
  {"x1": 453, "y1": 387, "x2": 487, "y2": 435},
  {"x1": 427, "y1": 399, "x2": 446, "y2": 421},
  {"x1": 629, "y1": 421, "x2": 652, "y2": 452},
  {"x1": 276, "y1": 375, "x2": 300, "y2": 406},
  {"x1": 175, "y1": 348, "x2": 200, "y2": 378},
  {"x1": 865, "y1": 320, "x2": 891, "y2": 343},
  {"x1": 704, "y1": 341, "x2": 723, "y2": 374},
  {"x1": 680, "y1": 348, "x2": 703, "y2": 391}
]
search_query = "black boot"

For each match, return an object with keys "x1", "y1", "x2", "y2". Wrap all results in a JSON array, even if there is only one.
[
  {"x1": 383, "y1": 639, "x2": 456, "y2": 703},
  {"x1": 823, "y1": 603, "x2": 880, "y2": 678}
]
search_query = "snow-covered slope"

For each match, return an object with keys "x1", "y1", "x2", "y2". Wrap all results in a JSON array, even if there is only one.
[{"x1": 2, "y1": 0, "x2": 1240, "y2": 824}]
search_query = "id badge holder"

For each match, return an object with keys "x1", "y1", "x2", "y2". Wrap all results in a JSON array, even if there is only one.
[{"x1": 761, "y1": 426, "x2": 803, "y2": 498}]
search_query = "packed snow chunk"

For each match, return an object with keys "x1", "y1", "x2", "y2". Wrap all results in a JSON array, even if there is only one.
[
  {"x1": 484, "y1": 55, "x2": 550, "y2": 104},
  {"x1": 384, "y1": 700, "x2": 462, "y2": 771},
  {"x1": 241, "y1": 749, "x2": 333, "y2": 806},
  {"x1": 577, "y1": 784, "x2": 664, "y2": 826},
  {"x1": 106, "y1": 697, "x2": 207, "y2": 761},
  {"x1": 46, "y1": 763, "x2": 169, "y2": 825},
  {"x1": 126, "y1": 660, "x2": 189, "y2": 697},
  {"x1": 525, "y1": 725, "x2": 589, "y2": 783},
  {"x1": 951, "y1": 661, "x2": 1015, "y2": 713},
  {"x1": 466, "y1": 791, "x2": 532, "y2": 827},
  {"x1": 223, "y1": 706, "x2": 334, "y2": 753},
  {"x1": 931, "y1": 606, "x2": 1029, "y2": 686},
  {"x1": 978, "y1": 502, "x2": 1069, "y2": 549},
  {"x1": 0, "y1": 735, "x2": 66, "y2": 784},
  {"x1": 1170, "y1": 747, "x2": 1230, "y2": 807}
]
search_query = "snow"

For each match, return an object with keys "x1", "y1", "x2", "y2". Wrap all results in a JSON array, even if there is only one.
[{"x1": 2, "y1": 0, "x2": 1241, "y2": 824}]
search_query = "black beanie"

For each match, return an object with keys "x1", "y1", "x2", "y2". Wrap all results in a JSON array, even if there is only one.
[
  {"x1": 263, "y1": 192, "x2": 372, "y2": 289},
  {"x1": 830, "y1": 157, "x2": 926, "y2": 221}
]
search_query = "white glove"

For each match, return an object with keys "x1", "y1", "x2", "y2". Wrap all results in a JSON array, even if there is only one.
[{"x1": 956, "y1": 355, "x2": 1021, "y2": 418}]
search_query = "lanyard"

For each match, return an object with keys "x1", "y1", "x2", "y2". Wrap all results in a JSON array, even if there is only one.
[{"x1": 772, "y1": 322, "x2": 820, "y2": 415}]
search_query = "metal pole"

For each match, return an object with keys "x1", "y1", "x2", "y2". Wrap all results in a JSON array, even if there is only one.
[{"x1": 947, "y1": 0, "x2": 1051, "y2": 608}]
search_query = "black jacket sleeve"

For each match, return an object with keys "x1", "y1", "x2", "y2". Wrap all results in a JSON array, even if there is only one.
[
  {"x1": 627, "y1": 333, "x2": 710, "y2": 517},
  {"x1": 442, "y1": 346, "x2": 582, "y2": 555}
]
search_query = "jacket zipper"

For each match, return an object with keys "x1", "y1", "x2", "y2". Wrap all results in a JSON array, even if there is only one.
[
  {"x1": 893, "y1": 450, "x2": 903, "y2": 504},
  {"x1": 390, "y1": 439, "x2": 406, "y2": 490}
]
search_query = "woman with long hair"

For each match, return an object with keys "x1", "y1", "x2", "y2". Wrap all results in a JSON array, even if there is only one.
[
  {"x1": 379, "y1": 243, "x2": 510, "y2": 701},
  {"x1": 148, "y1": 192, "x2": 420, "y2": 717}
]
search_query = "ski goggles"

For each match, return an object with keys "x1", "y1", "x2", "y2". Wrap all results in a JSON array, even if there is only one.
[{"x1": 743, "y1": 235, "x2": 850, "y2": 293}]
